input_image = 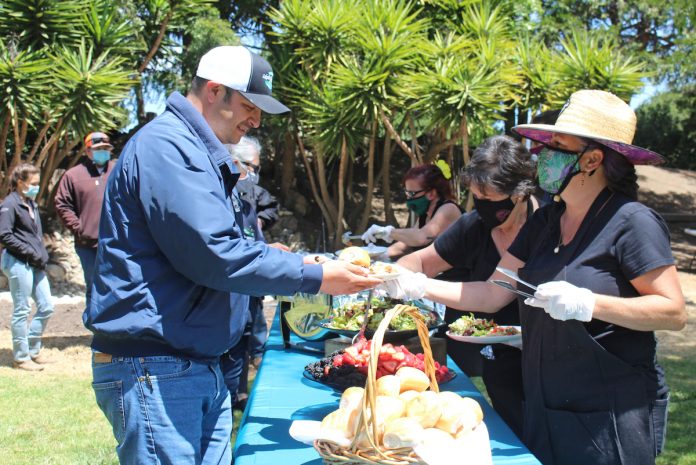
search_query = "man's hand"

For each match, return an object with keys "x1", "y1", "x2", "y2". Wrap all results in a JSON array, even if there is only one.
[
  {"x1": 524, "y1": 280, "x2": 595, "y2": 322},
  {"x1": 268, "y1": 242, "x2": 290, "y2": 252},
  {"x1": 361, "y1": 224, "x2": 394, "y2": 244},
  {"x1": 303, "y1": 254, "x2": 329, "y2": 264},
  {"x1": 318, "y1": 260, "x2": 382, "y2": 296}
]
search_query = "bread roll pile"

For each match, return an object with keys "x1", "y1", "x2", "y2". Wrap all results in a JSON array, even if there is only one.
[{"x1": 320, "y1": 366, "x2": 484, "y2": 452}]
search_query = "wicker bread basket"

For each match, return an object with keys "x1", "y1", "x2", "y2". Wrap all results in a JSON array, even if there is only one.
[{"x1": 314, "y1": 304, "x2": 438, "y2": 465}]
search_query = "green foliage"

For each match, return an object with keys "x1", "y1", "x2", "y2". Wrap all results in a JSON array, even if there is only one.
[
  {"x1": 177, "y1": 5, "x2": 240, "y2": 91},
  {"x1": 634, "y1": 86, "x2": 696, "y2": 170},
  {"x1": 553, "y1": 29, "x2": 647, "y2": 103}
]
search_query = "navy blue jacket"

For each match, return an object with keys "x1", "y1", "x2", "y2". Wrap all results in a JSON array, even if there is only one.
[
  {"x1": 83, "y1": 92, "x2": 322, "y2": 360},
  {"x1": 0, "y1": 192, "x2": 49, "y2": 269}
]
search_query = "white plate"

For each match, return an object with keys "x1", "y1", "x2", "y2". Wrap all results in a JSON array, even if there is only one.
[
  {"x1": 446, "y1": 327, "x2": 522, "y2": 344},
  {"x1": 335, "y1": 245, "x2": 388, "y2": 258},
  {"x1": 369, "y1": 262, "x2": 403, "y2": 281}
]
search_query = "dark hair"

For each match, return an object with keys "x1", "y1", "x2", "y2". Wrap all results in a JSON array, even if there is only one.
[
  {"x1": 10, "y1": 163, "x2": 39, "y2": 191},
  {"x1": 190, "y1": 76, "x2": 235, "y2": 102},
  {"x1": 404, "y1": 164, "x2": 455, "y2": 201},
  {"x1": 595, "y1": 145, "x2": 638, "y2": 199},
  {"x1": 463, "y1": 135, "x2": 536, "y2": 197},
  {"x1": 531, "y1": 109, "x2": 561, "y2": 125}
]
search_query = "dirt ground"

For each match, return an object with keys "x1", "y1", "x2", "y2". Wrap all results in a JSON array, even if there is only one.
[{"x1": 0, "y1": 164, "x2": 695, "y2": 373}]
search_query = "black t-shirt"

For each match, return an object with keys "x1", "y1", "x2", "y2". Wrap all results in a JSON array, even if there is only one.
[
  {"x1": 433, "y1": 209, "x2": 521, "y2": 326},
  {"x1": 509, "y1": 188, "x2": 674, "y2": 396}
]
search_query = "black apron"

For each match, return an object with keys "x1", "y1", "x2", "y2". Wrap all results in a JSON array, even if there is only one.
[{"x1": 517, "y1": 190, "x2": 659, "y2": 465}]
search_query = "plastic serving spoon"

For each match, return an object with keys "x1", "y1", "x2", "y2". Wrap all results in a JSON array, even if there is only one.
[
  {"x1": 489, "y1": 279, "x2": 535, "y2": 299},
  {"x1": 496, "y1": 267, "x2": 539, "y2": 291}
]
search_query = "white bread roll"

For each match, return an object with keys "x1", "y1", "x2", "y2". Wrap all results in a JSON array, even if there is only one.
[
  {"x1": 396, "y1": 366, "x2": 430, "y2": 392},
  {"x1": 420, "y1": 427, "x2": 456, "y2": 448},
  {"x1": 399, "y1": 390, "x2": 420, "y2": 402},
  {"x1": 405, "y1": 391, "x2": 442, "y2": 428},
  {"x1": 383, "y1": 417, "x2": 424, "y2": 449},
  {"x1": 374, "y1": 395, "x2": 406, "y2": 427},
  {"x1": 321, "y1": 408, "x2": 359, "y2": 439},
  {"x1": 435, "y1": 396, "x2": 483, "y2": 435},
  {"x1": 459, "y1": 397, "x2": 484, "y2": 431},
  {"x1": 340, "y1": 386, "x2": 365, "y2": 411},
  {"x1": 437, "y1": 391, "x2": 462, "y2": 404},
  {"x1": 376, "y1": 375, "x2": 401, "y2": 397},
  {"x1": 354, "y1": 427, "x2": 383, "y2": 448}
]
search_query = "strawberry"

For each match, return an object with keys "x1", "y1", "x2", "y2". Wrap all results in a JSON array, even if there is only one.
[{"x1": 381, "y1": 360, "x2": 398, "y2": 374}]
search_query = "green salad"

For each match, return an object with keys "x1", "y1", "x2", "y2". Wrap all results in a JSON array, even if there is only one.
[
  {"x1": 449, "y1": 313, "x2": 519, "y2": 337},
  {"x1": 328, "y1": 298, "x2": 434, "y2": 331}
]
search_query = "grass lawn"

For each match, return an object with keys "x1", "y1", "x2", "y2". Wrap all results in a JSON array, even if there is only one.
[
  {"x1": 0, "y1": 372, "x2": 245, "y2": 465},
  {"x1": 0, "y1": 355, "x2": 693, "y2": 464}
]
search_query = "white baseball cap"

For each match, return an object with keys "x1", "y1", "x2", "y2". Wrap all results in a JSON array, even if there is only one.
[{"x1": 196, "y1": 46, "x2": 290, "y2": 114}]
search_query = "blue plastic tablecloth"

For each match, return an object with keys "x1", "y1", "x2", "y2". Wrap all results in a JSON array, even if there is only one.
[{"x1": 233, "y1": 309, "x2": 541, "y2": 465}]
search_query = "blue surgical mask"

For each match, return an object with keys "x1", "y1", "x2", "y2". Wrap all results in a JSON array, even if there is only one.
[
  {"x1": 247, "y1": 171, "x2": 259, "y2": 185},
  {"x1": 23, "y1": 185, "x2": 40, "y2": 199},
  {"x1": 92, "y1": 150, "x2": 111, "y2": 166}
]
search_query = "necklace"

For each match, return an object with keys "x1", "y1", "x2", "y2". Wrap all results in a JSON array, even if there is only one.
[{"x1": 554, "y1": 191, "x2": 615, "y2": 254}]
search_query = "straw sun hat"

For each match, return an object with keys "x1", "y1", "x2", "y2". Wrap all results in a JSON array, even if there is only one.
[{"x1": 513, "y1": 89, "x2": 664, "y2": 165}]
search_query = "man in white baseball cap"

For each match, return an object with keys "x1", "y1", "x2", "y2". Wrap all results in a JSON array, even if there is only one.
[
  {"x1": 196, "y1": 45, "x2": 290, "y2": 115},
  {"x1": 84, "y1": 46, "x2": 380, "y2": 465}
]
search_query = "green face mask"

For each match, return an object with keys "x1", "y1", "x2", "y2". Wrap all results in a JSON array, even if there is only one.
[{"x1": 406, "y1": 195, "x2": 430, "y2": 216}]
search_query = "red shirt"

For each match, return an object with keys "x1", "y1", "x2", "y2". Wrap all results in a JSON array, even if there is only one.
[{"x1": 54, "y1": 157, "x2": 115, "y2": 247}]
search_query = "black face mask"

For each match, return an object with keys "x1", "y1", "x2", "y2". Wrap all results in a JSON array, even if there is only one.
[{"x1": 473, "y1": 196, "x2": 515, "y2": 229}]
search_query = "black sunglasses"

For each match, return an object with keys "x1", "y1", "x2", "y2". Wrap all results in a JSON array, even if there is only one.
[
  {"x1": 90, "y1": 137, "x2": 111, "y2": 145},
  {"x1": 404, "y1": 188, "x2": 427, "y2": 199},
  {"x1": 241, "y1": 161, "x2": 260, "y2": 173}
]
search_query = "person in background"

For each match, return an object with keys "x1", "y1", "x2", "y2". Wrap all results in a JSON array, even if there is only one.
[
  {"x1": 362, "y1": 163, "x2": 461, "y2": 259},
  {"x1": 0, "y1": 164, "x2": 54, "y2": 371},
  {"x1": 54, "y1": 132, "x2": 116, "y2": 307},
  {"x1": 229, "y1": 135, "x2": 280, "y2": 233},
  {"x1": 396, "y1": 135, "x2": 539, "y2": 437},
  {"x1": 221, "y1": 136, "x2": 282, "y2": 410},
  {"x1": 83, "y1": 45, "x2": 380, "y2": 465},
  {"x1": 383, "y1": 90, "x2": 686, "y2": 465}
]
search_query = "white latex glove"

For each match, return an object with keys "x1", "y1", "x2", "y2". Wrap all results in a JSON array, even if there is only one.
[
  {"x1": 524, "y1": 280, "x2": 595, "y2": 322},
  {"x1": 377, "y1": 271, "x2": 427, "y2": 300},
  {"x1": 361, "y1": 224, "x2": 395, "y2": 244}
]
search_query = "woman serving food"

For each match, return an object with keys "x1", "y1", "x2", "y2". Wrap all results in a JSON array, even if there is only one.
[
  {"x1": 395, "y1": 135, "x2": 538, "y2": 437},
  {"x1": 362, "y1": 164, "x2": 461, "y2": 260},
  {"x1": 383, "y1": 90, "x2": 686, "y2": 465}
]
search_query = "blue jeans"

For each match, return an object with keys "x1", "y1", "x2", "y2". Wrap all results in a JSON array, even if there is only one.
[
  {"x1": 220, "y1": 335, "x2": 247, "y2": 401},
  {"x1": 92, "y1": 354, "x2": 232, "y2": 465},
  {"x1": 74, "y1": 245, "x2": 97, "y2": 307},
  {"x1": 1, "y1": 251, "x2": 54, "y2": 361}
]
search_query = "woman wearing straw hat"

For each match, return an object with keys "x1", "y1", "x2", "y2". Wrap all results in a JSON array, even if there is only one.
[{"x1": 382, "y1": 90, "x2": 686, "y2": 465}]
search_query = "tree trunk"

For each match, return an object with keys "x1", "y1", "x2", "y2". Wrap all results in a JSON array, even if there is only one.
[
  {"x1": 315, "y1": 153, "x2": 337, "y2": 224},
  {"x1": 26, "y1": 118, "x2": 53, "y2": 163},
  {"x1": 382, "y1": 136, "x2": 397, "y2": 225},
  {"x1": 379, "y1": 108, "x2": 417, "y2": 165},
  {"x1": 461, "y1": 115, "x2": 474, "y2": 212},
  {"x1": 0, "y1": 114, "x2": 10, "y2": 185},
  {"x1": 136, "y1": 83, "x2": 146, "y2": 126},
  {"x1": 280, "y1": 131, "x2": 295, "y2": 198},
  {"x1": 407, "y1": 113, "x2": 422, "y2": 163},
  {"x1": 296, "y1": 133, "x2": 335, "y2": 233},
  {"x1": 359, "y1": 120, "x2": 377, "y2": 232},
  {"x1": 334, "y1": 137, "x2": 349, "y2": 250},
  {"x1": 138, "y1": 9, "x2": 174, "y2": 73}
]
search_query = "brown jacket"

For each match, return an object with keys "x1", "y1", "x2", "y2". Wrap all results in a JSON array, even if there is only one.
[{"x1": 54, "y1": 157, "x2": 115, "y2": 248}]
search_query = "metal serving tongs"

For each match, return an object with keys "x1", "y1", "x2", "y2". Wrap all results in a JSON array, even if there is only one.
[
  {"x1": 495, "y1": 267, "x2": 538, "y2": 292},
  {"x1": 488, "y1": 279, "x2": 535, "y2": 299}
]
